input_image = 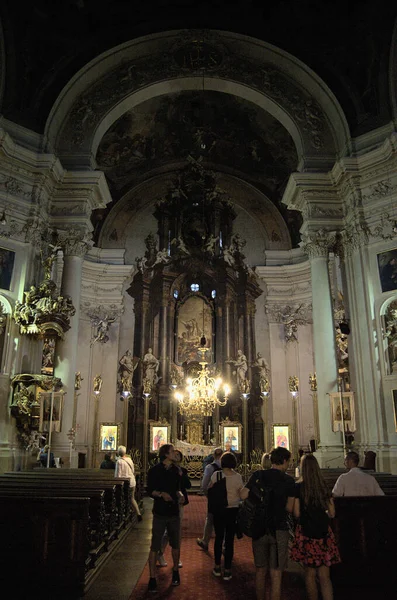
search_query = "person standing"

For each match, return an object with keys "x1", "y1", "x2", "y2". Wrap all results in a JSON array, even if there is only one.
[
  {"x1": 100, "y1": 453, "x2": 115, "y2": 470},
  {"x1": 332, "y1": 451, "x2": 384, "y2": 496},
  {"x1": 115, "y1": 445, "x2": 142, "y2": 522},
  {"x1": 157, "y1": 449, "x2": 191, "y2": 568},
  {"x1": 290, "y1": 454, "x2": 341, "y2": 600},
  {"x1": 240, "y1": 446, "x2": 295, "y2": 600},
  {"x1": 209, "y1": 451, "x2": 245, "y2": 581},
  {"x1": 197, "y1": 447, "x2": 223, "y2": 550},
  {"x1": 147, "y1": 444, "x2": 184, "y2": 593}
]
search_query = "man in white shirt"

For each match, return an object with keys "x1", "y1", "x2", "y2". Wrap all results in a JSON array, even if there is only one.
[
  {"x1": 332, "y1": 451, "x2": 385, "y2": 496},
  {"x1": 197, "y1": 447, "x2": 223, "y2": 551}
]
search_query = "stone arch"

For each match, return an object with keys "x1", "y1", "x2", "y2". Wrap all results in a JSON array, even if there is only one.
[{"x1": 46, "y1": 29, "x2": 350, "y2": 171}]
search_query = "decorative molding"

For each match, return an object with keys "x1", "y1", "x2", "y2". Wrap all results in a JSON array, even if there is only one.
[{"x1": 301, "y1": 229, "x2": 336, "y2": 258}]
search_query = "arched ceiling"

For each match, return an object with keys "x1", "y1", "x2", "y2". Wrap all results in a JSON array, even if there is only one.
[{"x1": 1, "y1": 0, "x2": 396, "y2": 137}]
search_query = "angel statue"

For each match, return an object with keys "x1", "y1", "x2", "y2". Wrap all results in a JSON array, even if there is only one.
[
  {"x1": 93, "y1": 374, "x2": 103, "y2": 393},
  {"x1": 90, "y1": 314, "x2": 116, "y2": 346},
  {"x1": 309, "y1": 372, "x2": 317, "y2": 392},
  {"x1": 288, "y1": 375, "x2": 299, "y2": 393}
]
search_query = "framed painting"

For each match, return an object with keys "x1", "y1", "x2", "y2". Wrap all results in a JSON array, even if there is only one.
[
  {"x1": 272, "y1": 423, "x2": 291, "y2": 451},
  {"x1": 377, "y1": 248, "x2": 397, "y2": 293},
  {"x1": 99, "y1": 423, "x2": 119, "y2": 452},
  {"x1": 38, "y1": 391, "x2": 65, "y2": 433},
  {"x1": 150, "y1": 421, "x2": 170, "y2": 452},
  {"x1": 0, "y1": 247, "x2": 15, "y2": 291},
  {"x1": 392, "y1": 390, "x2": 397, "y2": 432},
  {"x1": 329, "y1": 392, "x2": 356, "y2": 432},
  {"x1": 176, "y1": 296, "x2": 213, "y2": 364},
  {"x1": 221, "y1": 420, "x2": 242, "y2": 453}
]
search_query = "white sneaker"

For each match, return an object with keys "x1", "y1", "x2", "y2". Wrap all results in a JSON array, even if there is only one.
[
  {"x1": 178, "y1": 561, "x2": 182, "y2": 568},
  {"x1": 157, "y1": 553, "x2": 167, "y2": 567}
]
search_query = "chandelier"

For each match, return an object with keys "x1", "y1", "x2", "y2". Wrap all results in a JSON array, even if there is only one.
[{"x1": 174, "y1": 349, "x2": 230, "y2": 417}]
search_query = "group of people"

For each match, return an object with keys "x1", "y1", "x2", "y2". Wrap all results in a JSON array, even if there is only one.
[{"x1": 143, "y1": 442, "x2": 384, "y2": 599}]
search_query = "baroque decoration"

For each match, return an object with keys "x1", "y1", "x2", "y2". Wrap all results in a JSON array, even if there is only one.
[
  {"x1": 10, "y1": 373, "x2": 63, "y2": 448},
  {"x1": 13, "y1": 247, "x2": 75, "y2": 339}
]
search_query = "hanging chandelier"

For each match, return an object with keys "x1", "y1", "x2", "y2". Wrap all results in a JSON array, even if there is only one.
[{"x1": 174, "y1": 348, "x2": 230, "y2": 417}]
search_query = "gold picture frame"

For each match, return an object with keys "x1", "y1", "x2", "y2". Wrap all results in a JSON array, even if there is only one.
[
  {"x1": 220, "y1": 420, "x2": 242, "y2": 453},
  {"x1": 271, "y1": 423, "x2": 291, "y2": 451},
  {"x1": 149, "y1": 420, "x2": 170, "y2": 452},
  {"x1": 99, "y1": 422, "x2": 120, "y2": 452},
  {"x1": 38, "y1": 390, "x2": 65, "y2": 433},
  {"x1": 329, "y1": 392, "x2": 356, "y2": 432}
]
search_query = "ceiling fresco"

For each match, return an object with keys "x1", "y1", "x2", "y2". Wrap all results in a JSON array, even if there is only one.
[{"x1": 96, "y1": 91, "x2": 298, "y2": 198}]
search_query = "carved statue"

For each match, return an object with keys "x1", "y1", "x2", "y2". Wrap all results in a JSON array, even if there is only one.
[
  {"x1": 91, "y1": 314, "x2": 116, "y2": 345},
  {"x1": 136, "y1": 255, "x2": 148, "y2": 273},
  {"x1": 143, "y1": 348, "x2": 160, "y2": 386},
  {"x1": 288, "y1": 375, "x2": 299, "y2": 393},
  {"x1": 309, "y1": 373, "x2": 317, "y2": 392},
  {"x1": 222, "y1": 245, "x2": 235, "y2": 267},
  {"x1": 335, "y1": 326, "x2": 349, "y2": 368},
  {"x1": 253, "y1": 352, "x2": 270, "y2": 390},
  {"x1": 144, "y1": 232, "x2": 158, "y2": 263},
  {"x1": 171, "y1": 236, "x2": 190, "y2": 256},
  {"x1": 227, "y1": 349, "x2": 248, "y2": 390},
  {"x1": 385, "y1": 303, "x2": 397, "y2": 372},
  {"x1": 75, "y1": 372, "x2": 83, "y2": 391},
  {"x1": 118, "y1": 349, "x2": 139, "y2": 391},
  {"x1": 231, "y1": 233, "x2": 246, "y2": 256},
  {"x1": 143, "y1": 378, "x2": 152, "y2": 395},
  {"x1": 152, "y1": 248, "x2": 170, "y2": 267},
  {"x1": 11, "y1": 383, "x2": 34, "y2": 416},
  {"x1": 93, "y1": 374, "x2": 103, "y2": 393},
  {"x1": 204, "y1": 234, "x2": 219, "y2": 255},
  {"x1": 41, "y1": 245, "x2": 61, "y2": 281}
]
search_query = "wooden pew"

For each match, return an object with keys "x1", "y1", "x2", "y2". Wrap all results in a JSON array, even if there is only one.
[
  {"x1": 331, "y1": 496, "x2": 397, "y2": 589},
  {"x1": 0, "y1": 494, "x2": 90, "y2": 599}
]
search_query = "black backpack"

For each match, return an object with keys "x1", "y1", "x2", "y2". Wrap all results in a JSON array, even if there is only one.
[
  {"x1": 237, "y1": 472, "x2": 275, "y2": 539},
  {"x1": 207, "y1": 470, "x2": 228, "y2": 514}
]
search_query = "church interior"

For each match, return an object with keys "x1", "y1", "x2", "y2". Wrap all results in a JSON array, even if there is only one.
[{"x1": 1, "y1": 1, "x2": 397, "y2": 596}]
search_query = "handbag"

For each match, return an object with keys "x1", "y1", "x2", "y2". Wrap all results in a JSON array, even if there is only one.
[{"x1": 207, "y1": 471, "x2": 228, "y2": 514}]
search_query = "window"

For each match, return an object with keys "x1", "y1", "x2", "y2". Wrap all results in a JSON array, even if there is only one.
[
  {"x1": 190, "y1": 283, "x2": 199, "y2": 292},
  {"x1": 173, "y1": 289, "x2": 179, "y2": 299},
  {"x1": 211, "y1": 289, "x2": 216, "y2": 298}
]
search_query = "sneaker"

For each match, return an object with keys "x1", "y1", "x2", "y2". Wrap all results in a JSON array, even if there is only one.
[
  {"x1": 223, "y1": 570, "x2": 232, "y2": 581},
  {"x1": 212, "y1": 566, "x2": 222, "y2": 577},
  {"x1": 172, "y1": 570, "x2": 180, "y2": 586},
  {"x1": 157, "y1": 553, "x2": 167, "y2": 567},
  {"x1": 196, "y1": 538, "x2": 208, "y2": 551},
  {"x1": 178, "y1": 561, "x2": 183, "y2": 568},
  {"x1": 148, "y1": 578, "x2": 157, "y2": 593}
]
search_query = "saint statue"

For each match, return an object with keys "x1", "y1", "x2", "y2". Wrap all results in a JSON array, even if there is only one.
[
  {"x1": 93, "y1": 374, "x2": 103, "y2": 393},
  {"x1": 75, "y1": 372, "x2": 83, "y2": 391},
  {"x1": 228, "y1": 349, "x2": 248, "y2": 390},
  {"x1": 253, "y1": 352, "x2": 270, "y2": 390},
  {"x1": 143, "y1": 348, "x2": 160, "y2": 386},
  {"x1": 119, "y1": 349, "x2": 139, "y2": 391}
]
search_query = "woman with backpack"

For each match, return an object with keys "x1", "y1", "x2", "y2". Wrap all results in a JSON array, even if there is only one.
[
  {"x1": 290, "y1": 453, "x2": 341, "y2": 600},
  {"x1": 207, "y1": 451, "x2": 245, "y2": 581}
]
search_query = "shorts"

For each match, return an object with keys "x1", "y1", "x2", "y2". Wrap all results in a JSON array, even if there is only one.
[
  {"x1": 150, "y1": 514, "x2": 181, "y2": 552},
  {"x1": 252, "y1": 530, "x2": 290, "y2": 570}
]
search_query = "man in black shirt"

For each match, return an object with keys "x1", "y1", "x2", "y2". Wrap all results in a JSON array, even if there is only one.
[
  {"x1": 146, "y1": 444, "x2": 184, "y2": 592},
  {"x1": 241, "y1": 446, "x2": 295, "y2": 600}
]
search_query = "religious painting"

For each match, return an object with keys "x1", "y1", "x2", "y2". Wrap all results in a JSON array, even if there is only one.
[
  {"x1": 221, "y1": 421, "x2": 242, "y2": 453},
  {"x1": 150, "y1": 421, "x2": 169, "y2": 452},
  {"x1": 176, "y1": 296, "x2": 213, "y2": 364},
  {"x1": 272, "y1": 424, "x2": 291, "y2": 451},
  {"x1": 377, "y1": 248, "x2": 397, "y2": 293},
  {"x1": 99, "y1": 423, "x2": 119, "y2": 452},
  {"x1": 392, "y1": 390, "x2": 397, "y2": 432},
  {"x1": 41, "y1": 337, "x2": 56, "y2": 376},
  {"x1": 38, "y1": 391, "x2": 64, "y2": 433},
  {"x1": 0, "y1": 247, "x2": 15, "y2": 290},
  {"x1": 329, "y1": 392, "x2": 356, "y2": 432}
]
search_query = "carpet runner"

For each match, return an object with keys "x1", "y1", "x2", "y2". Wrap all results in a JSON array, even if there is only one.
[{"x1": 130, "y1": 495, "x2": 306, "y2": 599}]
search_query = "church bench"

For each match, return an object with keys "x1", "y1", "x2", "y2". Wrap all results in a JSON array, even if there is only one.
[
  {"x1": 0, "y1": 479, "x2": 109, "y2": 555},
  {"x1": 0, "y1": 494, "x2": 90, "y2": 599},
  {"x1": 330, "y1": 496, "x2": 397, "y2": 589}
]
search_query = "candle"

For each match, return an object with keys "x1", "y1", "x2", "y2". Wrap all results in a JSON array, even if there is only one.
[
  {"x1": 180, "y1": 425, "x2": 183, "y2": 439},
  {"x1": 208, "y1": 425, "x2": 211, "y2": 435}
]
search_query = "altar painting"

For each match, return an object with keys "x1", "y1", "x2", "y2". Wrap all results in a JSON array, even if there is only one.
[{"x1": 177, "y1": 296, "x2": 212, "y2": 363}]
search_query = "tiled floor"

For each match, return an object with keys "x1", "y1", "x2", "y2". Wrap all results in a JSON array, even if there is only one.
[{"x1": 85, "y1": 497, "x2": 153, "y2": 600}]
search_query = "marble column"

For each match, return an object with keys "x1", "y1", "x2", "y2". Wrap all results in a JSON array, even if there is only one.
[
  {"x1": 54, "y1": 238, "x2": 89, "y2": 459},
  {"x1": 303, "y1": 231, "x2": 341, "y2": 461}
]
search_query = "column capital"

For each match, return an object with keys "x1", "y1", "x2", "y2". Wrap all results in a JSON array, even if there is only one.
[
  {"x1": 301, "y1": 229, "x2": 336, "y2": 259},
  {"x1": 59, "y1": 227, "x2": 93, "y2": 257}
]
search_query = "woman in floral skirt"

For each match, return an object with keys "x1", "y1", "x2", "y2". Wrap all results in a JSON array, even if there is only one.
[{"x1": 290, "y1": 454, "x2": 341, "y2": 600}]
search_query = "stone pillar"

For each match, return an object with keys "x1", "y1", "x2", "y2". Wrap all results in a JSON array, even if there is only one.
[
  {"x1": 303, "y1": 230, "x2": 341, "y2": 463},
  {"x1": 54, "y1": 236, "x2": 90, "y2": 459}
]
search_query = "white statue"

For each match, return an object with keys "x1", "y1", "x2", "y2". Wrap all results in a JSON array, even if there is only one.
[
  {"x1": 91, "y1": 314, "x2": 116, "y2": 345},
  {"x1": 253, "y1": 352, "x2": 270, "y2": 390},
  {"x1": 143, "y1": 348, "x2": 160, "y2": 386},
  {"x1": 228, "y1": 349, "x2": 248, "y2": 390},
  {"x1": 152, "y1": 248, "x2": 170, "y2": 267},
  {"x1": 222, "y1": 245, "x2": 235, "y2": 267},
  {"x1": 204, "y1": 234, "x2": 219, "y2": 255}
]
